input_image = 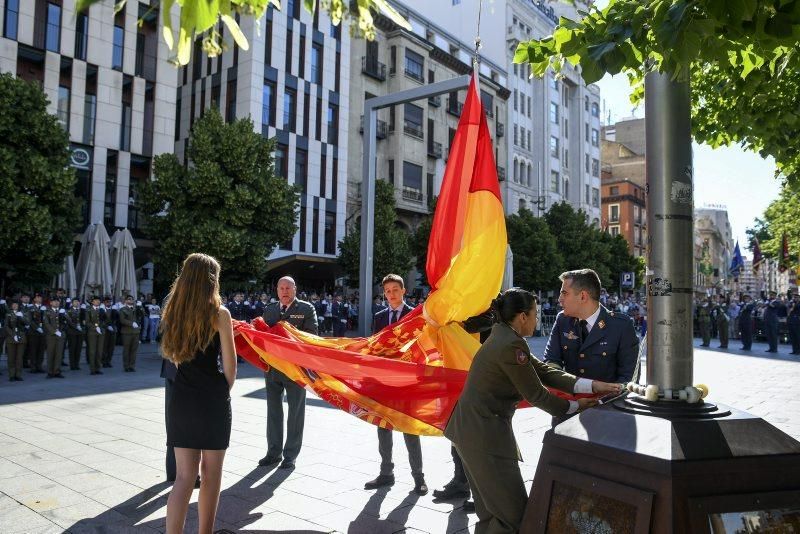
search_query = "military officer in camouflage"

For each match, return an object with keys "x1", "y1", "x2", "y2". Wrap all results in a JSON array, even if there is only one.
[
  {"x1": 5, "y1": 301, "x2": 27, "y2": 381},
  {"x1": 258, "y1": 276, "x2": 318, "y2": 470},
  {"x1": 445, "y1": 288, "x2": 621, "y2": 534},
  {"x1": 697, "y1": 298, "x2": 712, "y2": 347},
  {"x1": 119, "y1": 295, "x2": 141, "y2": 371},
  {"x1": 543, "y1": 269, "x2": 639, "y2": 385},
  {"x1": 65, "y1": 298, "x2": 84, "y2": 371},
  {"x1": 43, "y1": 298, "x2": 67, "y2": 378},
  {"x1": 85, "y1": 296, "x2": 105, "y2": 374}
]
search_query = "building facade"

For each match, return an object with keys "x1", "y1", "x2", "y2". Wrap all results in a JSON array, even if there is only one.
[
  {"x1": 600, "y1": 176, "x2": 647, "y2": 258},
  {"x1": 403, "y1": 0, "x2": 602, "y2": 222},
  {"x1": 1, "y1": 0, "x2": 177, "y2": 265},
  {"x1": 694, "y1": 207, "x2": 734, "y2": 296},
  {"x1": 174, "y1": 3, "x2": 350, "y2": 286}
]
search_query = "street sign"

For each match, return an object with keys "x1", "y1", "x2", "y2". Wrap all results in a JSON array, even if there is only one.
[{"x1": 621, "y1": 271, "x2": 635, "y2": 289}]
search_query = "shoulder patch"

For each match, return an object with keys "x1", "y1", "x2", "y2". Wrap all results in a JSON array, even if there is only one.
[{"x1": 516, "y1": 349, "x2": 529, "y2": 365}]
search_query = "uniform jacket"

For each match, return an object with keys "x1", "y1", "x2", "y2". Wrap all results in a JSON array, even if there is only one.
[
  {"x1": 372, "y1": 302, "x2": 413, "y2": 332},
  {"x1": 5, "y1": 311, "x2": 26, "y2": 344},
  {"x1": 332, "y1": 300, "x2": 349, "y2": 321},
  {"x1": 43, "y1": 307, "x2": 66, "y2": 336},
  {"x1": 85, "y1": 306, "x2": 105, "y2": 336},
  {"x1": 445, "y1": 322, "x2": 577, "y2": 460},
  {"x1": 228, "y1": 300, "x2": 251, "y2": 322},
  {"x1": 739, "y1": 302, "x2": 755, "y2": 323},
  {"x1": 263, "y1": 299, "x2": 319, "y2": 335},
  {"x1": 543, "y1": 306, "x2": 639, "y2": 383},
  {"x1": 28, "y1": 305, "x2": 44, "y2": 334},
  {"x1": 66, "y1": 307, "x2": 84, "y2": 334},
  {"x1": 118, "y1": 305, "x2": 141, "y2": 334}
]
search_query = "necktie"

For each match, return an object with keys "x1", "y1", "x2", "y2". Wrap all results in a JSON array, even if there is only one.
[
  {"x1": 280, "y1": 305, "x2": 287, "y2": 315},
  {"x1": 391, "y1": 310, "x2": 399, "y2": 324},
  {"x1": 579, "y1": 319, "x2": 589, "y2": 343}
]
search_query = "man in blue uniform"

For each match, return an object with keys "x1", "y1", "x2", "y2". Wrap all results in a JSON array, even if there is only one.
[
  {"x1": 739, "y1": 294, "x2": 756, "y2": 351},
  {"x1": 228, "y1": 292, "x2": 251, "y2": 322},
  {"x1": 764, "y1": 291, "x2": 782, "y2": 353},
  {"x1": 543, "y1": 269, "x2": 639, "y2": 385}
]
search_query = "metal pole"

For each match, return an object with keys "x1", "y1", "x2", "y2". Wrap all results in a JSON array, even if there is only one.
[{"x1": 644, "y1": 71, "x2": 694, "y2": 393}]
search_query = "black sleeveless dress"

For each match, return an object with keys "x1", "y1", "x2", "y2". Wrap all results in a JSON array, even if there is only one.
[{"x1": 166, "y1": 333, "x2": 232, "y2": 450}]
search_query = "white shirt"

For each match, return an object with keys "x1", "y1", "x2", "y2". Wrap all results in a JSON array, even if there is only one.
[{"x1": 584, "y1": 305, "x2": 602, "y2": 333}]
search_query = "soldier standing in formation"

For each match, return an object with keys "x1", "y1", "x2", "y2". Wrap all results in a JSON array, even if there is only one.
[
  {"x1": 5, "y1": 301, "x2": 26, "y2": 381},
  {"x1": 85, "y1": 296, "x2": 105, "y2": 374},
  {"x1": 119, "y1": 295, "x2": 141, "y2": 371},
  {"x1": 788, "y1": 293, "x2": 800, "y2": 355},
  {"x1": 739, "y1": 294, "x2": 755, "y2": 351},
  {"x1": 714, "y1": 295, "x2": 729, "y2": 349},
  {"x1": 43, "y1": 297, "x2": 66, "y2": 378},
  {"x1": 698, "y1": 298, "x2": 712, "y2": 347},
  {"x1": 764, "y1": 291, "x2": 782, "y2": 353},
  {"x1": 26, "y1": 295, "x2": 46, "y2": 373},
  {"x1": 101, "y1": 296, "x2": 117, "y2": 367},
  {"x1": 228, "y1": 292, "x2": 251, "y2": 322},
  {"x1": 65, "y1": 298, "x2": 84, "y2": 371},
  {"x1": 259, "y1": 276, "x2": 318, "y2": 470}
]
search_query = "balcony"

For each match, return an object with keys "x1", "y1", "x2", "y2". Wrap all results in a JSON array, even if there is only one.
[
  {"x1": 497, "y1": 166, "x2": 506, "y2": 182},
  {"x1": 427, "y1": 141, "x2": 442, "y2": 159},
  {"x1": 402, "y1": 186, "x2": 424, "y2": 203},
  {"x1": 404, "y1": 66, "x2": 425, "y2": 84},
  {"x1": 496, "y1": 122, "x2": 505, "y2": 137},
  {"x1": 428, "y1": 95, "x2": 441, "y2": 107},
  {"x1": 447, "y1": 98, "x2": 463, "y2": 117},
  {"x1": 361, "y1": 56, "x2": 386, "y2": 81},
  {"x1": 403, "y1": 120, "x2": 424, "y2": 139},
  {"x1": 359, "y1": 115, "x2": 388, "y2": 139}
]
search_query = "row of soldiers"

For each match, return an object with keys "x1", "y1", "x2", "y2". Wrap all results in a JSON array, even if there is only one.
[{"x1": 2, "y1": 294, "x2": 145, "y2": 381}]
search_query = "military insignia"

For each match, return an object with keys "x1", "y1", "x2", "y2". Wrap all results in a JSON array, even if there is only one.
[
  {"x1": 516, "y1": 349, "x2": 528, "y2": 365},
  {"x1": 598, "y1": 320, "x2": 606, "y2": 329},
  {"x1": 565, "y1": 331, "x2": 579, "y2": 340}
]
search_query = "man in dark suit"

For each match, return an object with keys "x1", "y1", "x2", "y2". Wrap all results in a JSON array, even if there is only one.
[
  {"x1": 764, "y1": 291, "x2": 782, "y2": 353},
  {"x1": 259, "y1": 276, "x2": 318, "y2": 470},
  {"x1": 364, "y1": 274, "x2": 428, "y2": 495},
  {"x1": 331, "y1": 294, "x2": 349, "y2": 337},
  {"x1": 543, "y1": 269, "x2": 639, "y2": 386},
  {"x1": 739, "y1": 294, "x2": 756, "y2": 350}
]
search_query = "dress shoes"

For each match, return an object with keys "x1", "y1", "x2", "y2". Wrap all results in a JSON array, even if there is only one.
[
  {"x1": 279, "y1": 459, "x2": 295, "y2": 469},
  {"x1": 364, "y1": 474, "x2": 395, "y2": 490},
  {"x1": 257, "y1": 455, "x2": 282, "y2": 467},
  {"x1": 412, "y1": 475, "x2": 428, "y2": 496},
  {"x1": 432, "y1": 479, "x2": 470, "y2": 500}
]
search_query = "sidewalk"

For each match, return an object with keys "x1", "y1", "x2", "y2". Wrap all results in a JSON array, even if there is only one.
[{"x1": 1, "y1": 338, "x2": 799, "y2": 533}]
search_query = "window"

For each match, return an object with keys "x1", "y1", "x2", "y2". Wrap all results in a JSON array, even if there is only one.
[
  {"x1": 550, "y1": 77, "x2": 558, "y2": 90},
  {"x1": 298, "y1": 35, "x2": 305, "y2": 78},
  {"x1": 563, "y1": 148, "x2": 569, "y2": 168},
  {"x1": 634, "y1": 205, "x2": 640, "y2": 223},
  {"x1": 388, "y1": 159, "x2": 395, "y2": 184},
  {"x1": 83, "y1": 94, "x2": 96, "y2": 144},
  {"x1": 285, "y1": 30, "x2": 293, "y2": 74},
  {"x1": 3, "y1": 0, "x2": 19, "y2": 39},
  {"x1": 390, "y1": 45, "x2": 396, "y2": 74},
  {"x1": 585, "y1": 96, "x2": 589, "y2": 111},
  {"x1": 262, "y1": 82, "x2": 275, "y2": 127},
  {"x1": 120, "y1": 103, "x2": 131, "y2": 151},
  {"x1": 112, "y1": 25, "x2": 125, "y2": 70},
  {"x1": 74, "y1": 12, "x2": 88, "y2": 60},
  {"x1": 585, "y1": 122, "x2": 590, "y2": 142},
  {"x1": 513, "y1": 124, "x2": 518, "y2": 145},
  {"x1": 564, "y1": 118, "x2": 568, "y2": 138},
  {"x1": 225, "y1": 79, "x2": 237, "y2": 122},
  {"x1": 592, "y1": 158, "x2": 600, "y2": 177},
  {"x1": 564, "y1": 178, "x2": 569, "y2": 198},
  {"x1": 549, "y1": 136, "x2": 559, "y2": 158},
  {"x1": 609, "y1": 204, "x2": 620, "y2": 222},
  {"x1": 585, "y1": 184, "x2": 590, "y2": 204},
  {"x1": 519, "y1": 93, "x2": 524, "y2": 114},
  {"x1": 513, "y1": 64, "x2": 518, "y2": 77},
  {"x1": 527, "y1": 97, "x2": 531, "y2": 118},
  {"x1": 283, "y1": 89, "x2": 296, "y2": 132},
  {"x1": 275, "y1": 143, "x2": 288, "y2": 178},
  {"x1": 327, "y1": 103, "x2": 338, "y2": 144},
  {"x1": 591, "y1": 102, "x2": 600, "y2": 117},
  {"x1": 403, "y1": 161, "x2": 423, "y2": 191},
  {"x1": 105, "y1": 151, "x2": 117, "y2": 228},
  {"x1": 404, "y1": 49, "x2": 424, "y2": 82},
  {"x1": 550, "y1": 171, "x2": 560, "y2": 193},
  {"x1": 57, "y1": 86, "x2": 70, "y2": 131},
  {"x1": 592, "y1": 187, "x2": 599, "y2": 207},
  {"x1": 295, "y1": 148, "x2": 307, "y2": 192},
  {"x1": 610, "y1": 185, "x2": 619, "y2": 195},
  {"x1": 591, "y1": 128, "x2": 599, "y2": 147},
  {"x1": 585, "y1": 153, "x2": 590, "y2": 173},
  {"x1": 311, "y1": 43, "x2": 323, "y2": 84},
  {"x1": 513, "y1": 162, "x2": 518, "y2": 183},
  {"x1": 520, "y1": 127, "x2": 525, "y2": 149},
  {"x1": 404, "y1": 103, "x2": 423, "y2": 138},
  {"x1": 45, "y1": 3, "x2": 61, "y2": 52},
  {"x1": 135, "y1": 32, "x2": 146, "y2": 77},
  {"x1": 549, "y1": 102, "x2": 559, "y2": 124},
  {"x1": 610, "y1": 225, "x2": 620, "y2": 237}
]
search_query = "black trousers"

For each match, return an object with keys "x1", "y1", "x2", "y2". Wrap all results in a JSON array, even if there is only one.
[
  {"x1": 165, "y1": 378, "x2": 176, "y2": 481},
  {"x1": 766, "y1": 319, "x2": 779, "y2": 351},
  {"x1": 741, "y1": 322, "x2": 753, "y2": 350},
  {"x1": 451, "y1": 445, "x2": 468, "y2": 484},
  {"x1": 265, "y1": 368, "x2": 306, "y2": 461},
  {"x1": 789, "y1": 319, "x2": 800, "y2": 353},
  {"x1": 377, "y1": 427, "x2": 423, "y2": 477}
]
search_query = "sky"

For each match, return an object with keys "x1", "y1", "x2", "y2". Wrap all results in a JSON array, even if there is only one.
[{"x1": 596, "y1": 73, "x2": 781, "y2": 259}]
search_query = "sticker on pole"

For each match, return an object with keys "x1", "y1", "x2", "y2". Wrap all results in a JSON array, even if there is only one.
[{"x1": 670, "y1": 181, "x2": 692, "y2": 205}]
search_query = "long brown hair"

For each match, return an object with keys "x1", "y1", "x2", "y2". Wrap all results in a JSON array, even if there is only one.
[{"x1": 160, "y1": 253, "x2": 222, "y2": 364}]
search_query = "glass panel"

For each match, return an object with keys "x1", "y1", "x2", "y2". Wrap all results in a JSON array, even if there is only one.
[
  {"x1": 46, "y1": 3, "x2": 61, "y2": 52},
  {"x1": 112, "y1": 25, "x2": 125, "y2": 69}
]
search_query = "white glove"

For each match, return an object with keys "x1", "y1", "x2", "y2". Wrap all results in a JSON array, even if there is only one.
[
  {"x1": 15, "y1": 311, "x2": 23, "y2": 317},
  {"x1": 244, "y1": 300, "x2": 251, "y2": 306},
  {"x1": 40, "y1": 305, "x2": 47, "y2": 311},
  {"x1": 96, "y1": 326, "x2": 102, "y2": 334},
  {"x1": 136, "y1": 300, "x2": 142, "y2": 306},
  {"x1": 0, "y1": 299, "x2": 6, "y2": 304},
  {"x1": 81, "y1": 303, "x2": 87, "y2": 309},
  {"x1": 132, "y1": 322, "x2": 139, "y2": 329},
  {"x1": 59, "y1": 308, "x2": 66, "y2": 314},
  {"x1": 13, "y1": 335, "x2": 19, "y2": 342},
  {"x1": 77, "y1": 325, "x2": 82, "y2": 332},
  {"x1": 36, "y1": 327, "x2": 44, "y2": 334},
  {"x1": 107, "y1": 325, "x2": 115, "y2": 332},
  {"x1": 55, "y1": 330, "x2": 62, "y2": 337}
]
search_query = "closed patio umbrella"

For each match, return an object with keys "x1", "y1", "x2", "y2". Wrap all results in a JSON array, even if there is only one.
[
  {"x1": 53, "y1": 254, "x2": 78, "y2": 298},
  {"x1": 75, "y1": 223, "x2": 113, "y2": 300},
  {"x1": 111, "y1": 228, "x2": 138, "y2": 301}
]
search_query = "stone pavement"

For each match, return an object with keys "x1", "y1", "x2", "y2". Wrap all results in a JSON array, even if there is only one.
[{"x1": 1, "y1": 336, "x2": 799, "y2": 533}]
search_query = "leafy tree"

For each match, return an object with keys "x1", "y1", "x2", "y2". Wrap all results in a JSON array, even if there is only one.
[
  {"x1": 600, "y1": 231, "x2": 645, "y2": 293},
  {"x1": 748, "y1": 183, "x2": 800, "y2": 264},
  {"x1": 338, "y1": 179, "x2": 413, "y2": 286},
  {"x1": 0, "y1": 73, "x2": 80, "y2": 291},
  {"x1": 514, "y1": 0, "x2": 800, "y2": 186},
  {"x1": 77, "y1": 0, "x2": 411, "y2": 66},
  {"x1": 745, "y1": 217, "x2": 772, "y2": 253},
  {"x1": 410, "y1": 196, "x2": 437, "y2": 287},
  {"x1": 139, "y1": 109, "x2": 298, "y2": 289},
  {"x1": 506, "y1": 208, "x2": 564, "y2": 292}
]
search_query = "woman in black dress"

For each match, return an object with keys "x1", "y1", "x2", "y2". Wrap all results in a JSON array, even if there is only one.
[{"x1": 162, "y1": 253, "x2": 237, "y2": 534}]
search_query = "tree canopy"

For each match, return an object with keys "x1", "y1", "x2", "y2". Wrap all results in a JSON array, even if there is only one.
[
  {"x1": 746, "y1": 183, "x2": 799, "y2": 266},
  {"x1": 77, "y1": 0, "x2": 411, "y2": 66},
  {"x1": 338, "y1": 179, "x2": 413, "y2": 286},
  {"x1": 410, "y1": 197, "x2": 437, "y2": 288},
  {"x1": 139, "y1": 109, "x2": 298, "y2": 289},
  {"x1": 506, "y1": 208, "x2": 564, "y2": 292},
  {"x1": 514, "y1": 0, "x2": 800, "y2": 186},
  {"x1": 0, "y1": 73, "x2": 81, "y2": 291}
]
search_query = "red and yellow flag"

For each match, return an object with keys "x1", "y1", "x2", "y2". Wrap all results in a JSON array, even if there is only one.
[{"x1": 234, "y1": 75, "x2": 566, "y2": 435}]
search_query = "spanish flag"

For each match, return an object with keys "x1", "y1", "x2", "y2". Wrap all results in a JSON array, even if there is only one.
[{"x1": 234, "y1": 75, "x2": 508, "y2": 435}]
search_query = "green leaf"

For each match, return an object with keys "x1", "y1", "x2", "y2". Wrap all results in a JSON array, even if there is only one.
[
  {"x1": 579, "y1": 54, "x2": 604, "y2": 84},
  {"x1": 513, "y1": 43, "x2": 529, "y2": 64},
  {"x1": 370, "y1": 0, "x2": 412, "y2": 31},
  {"x1": 303, "y1": 0, "x2": 315, "y2": 14},
  {"x1": 587, "y1": 41, "x2": 615, "y2": 62},
  {"x1": 221, "y1": 14, "x2": 250, "y2": 51},
  {"x1": 162, "y1": 0, "x2": 175, "y2": 50}
]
